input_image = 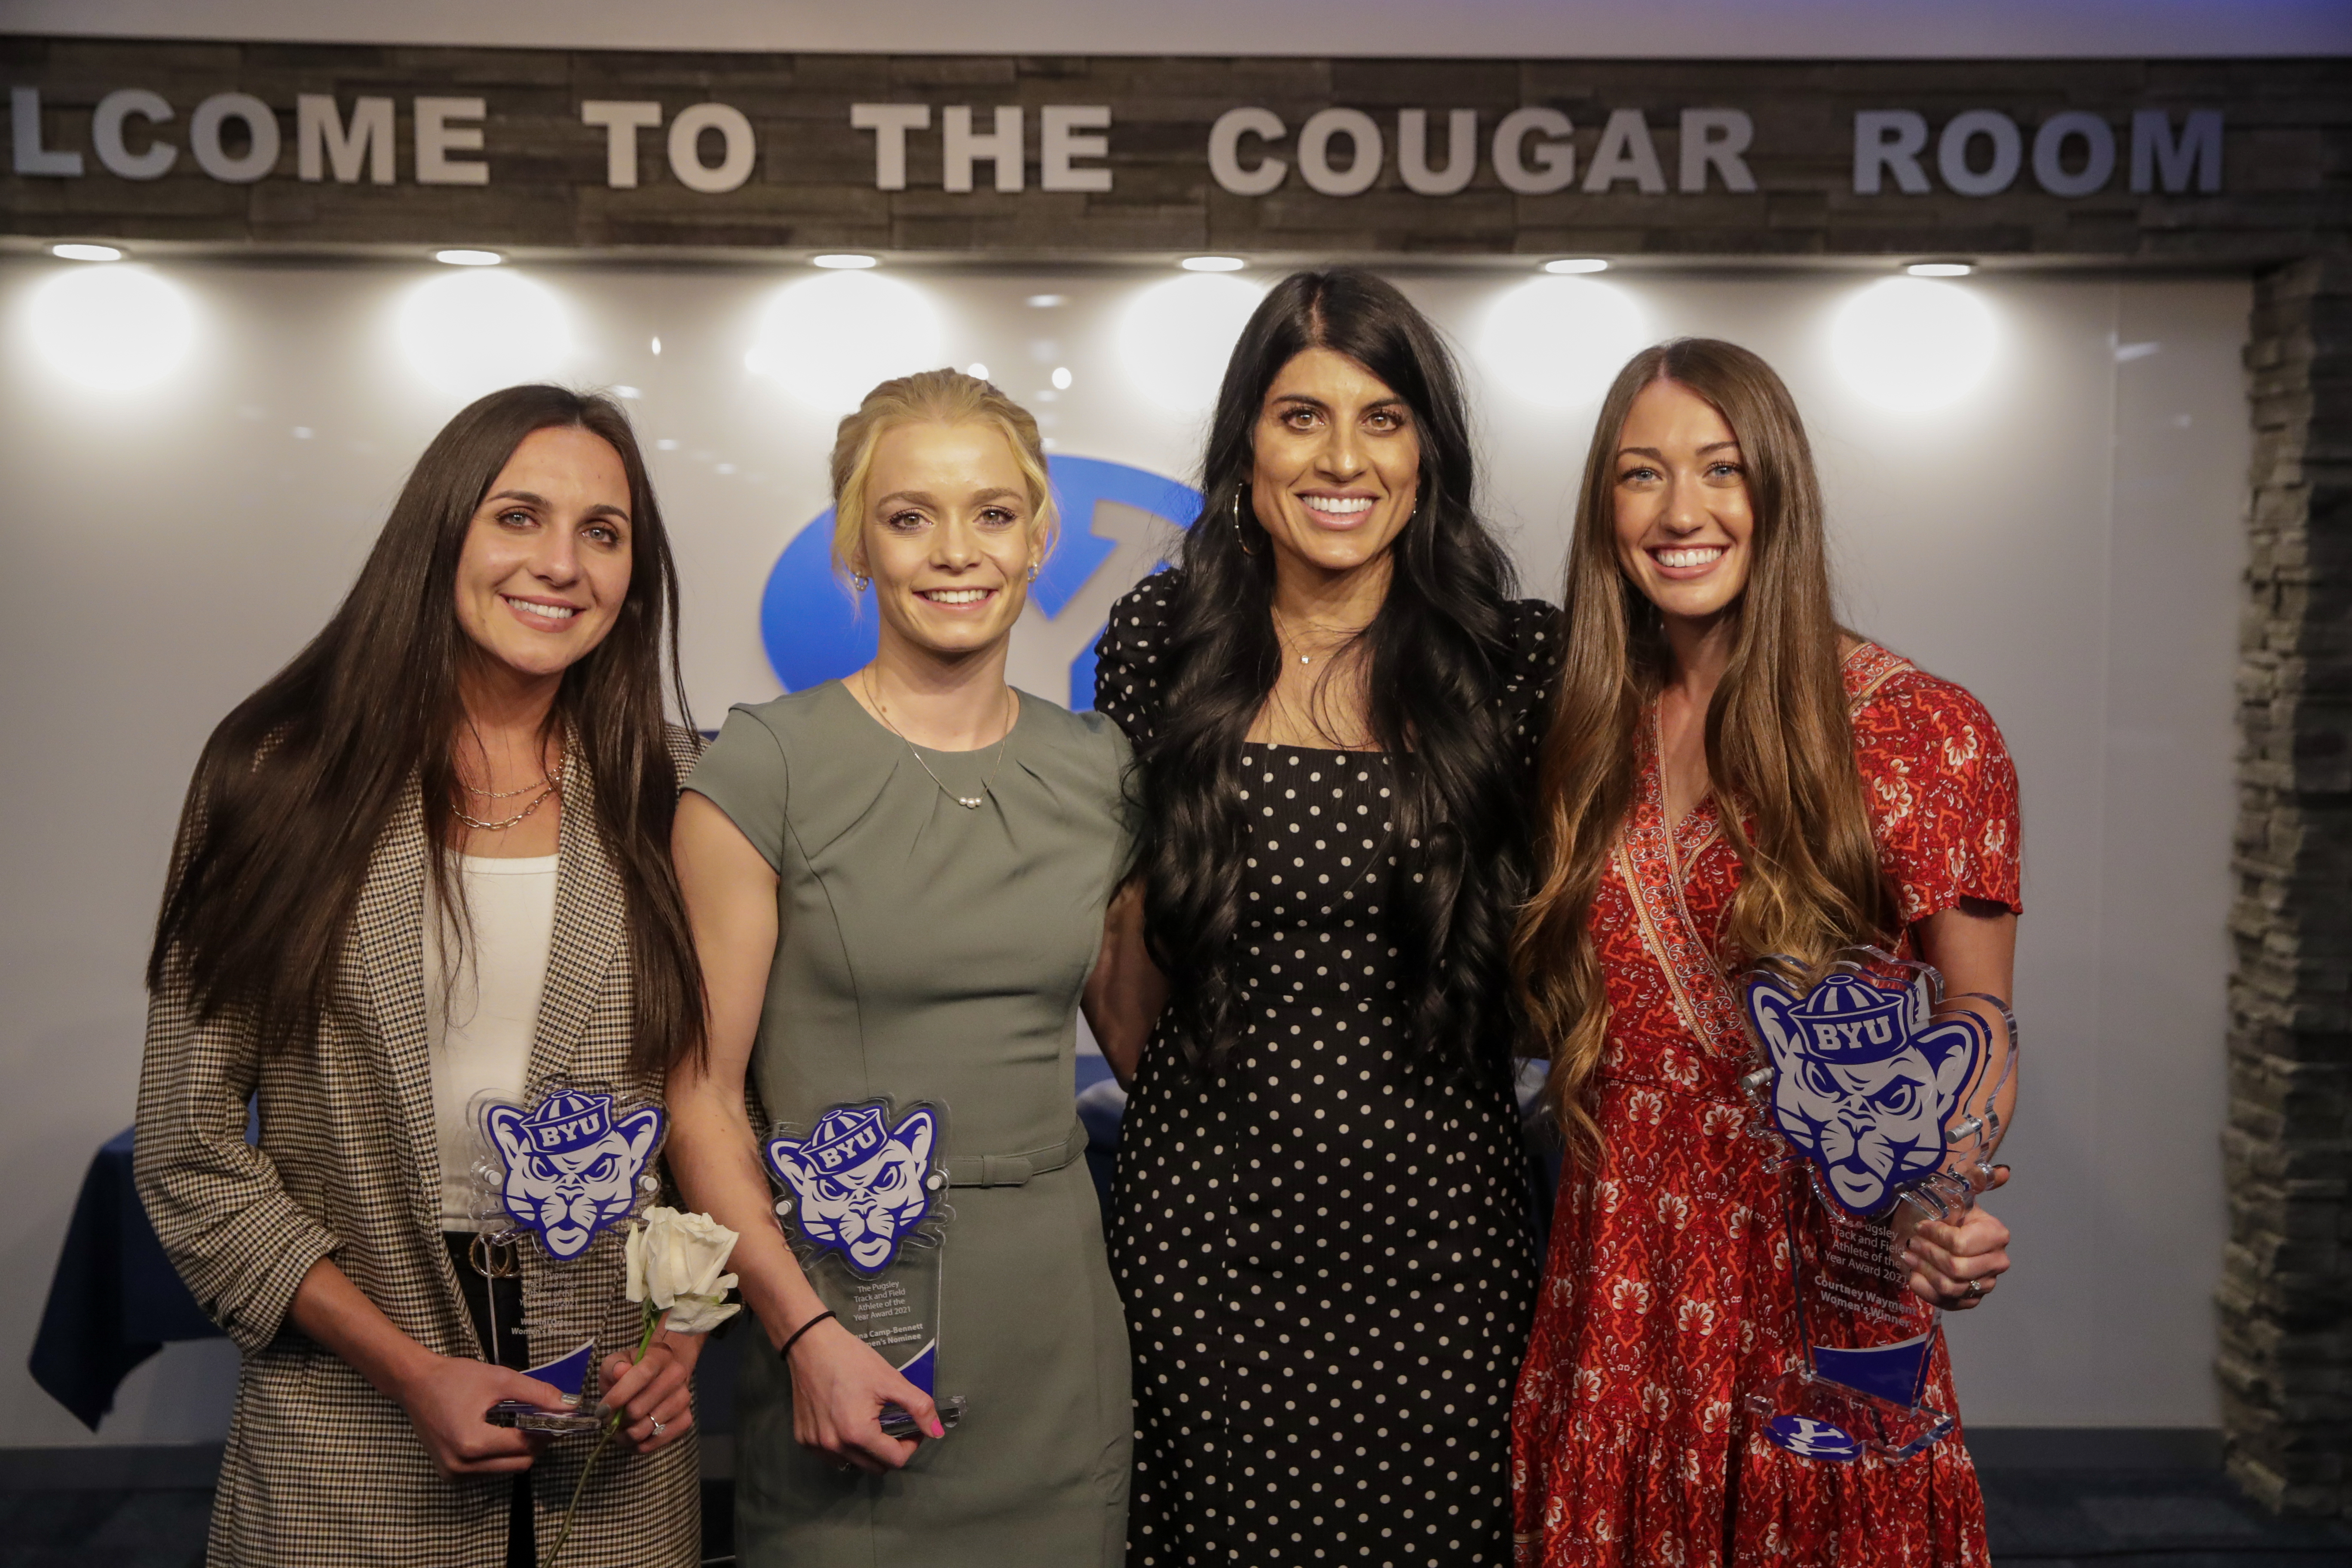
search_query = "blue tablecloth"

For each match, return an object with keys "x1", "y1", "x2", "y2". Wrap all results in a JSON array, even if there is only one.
[{"x1": 28, "y1": 1126, "x2": 221, "y2": 1430}]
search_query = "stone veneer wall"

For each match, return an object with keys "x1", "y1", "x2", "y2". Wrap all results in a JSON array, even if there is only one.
[{"x1": 2224, "y1": 253, "x2": 2352, "y2": 1516}]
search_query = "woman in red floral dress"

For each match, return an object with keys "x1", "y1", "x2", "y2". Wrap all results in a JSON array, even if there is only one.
[{"x1": 1510, "y1": 339, "x2": 2021, "y2": 1567}]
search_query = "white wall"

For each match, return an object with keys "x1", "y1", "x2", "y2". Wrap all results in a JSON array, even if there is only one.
[
  {"x1": 0, "y1": 255, "x2": 2245, "y2": 1444},
  {"x1": 7, "y1": 0, "x2": 2351, "y2": 57}
]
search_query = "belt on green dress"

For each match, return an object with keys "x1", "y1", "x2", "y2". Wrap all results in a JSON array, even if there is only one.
[{"x1": 943, "y1": 1120, "x2": 1089, "y2": 1188}]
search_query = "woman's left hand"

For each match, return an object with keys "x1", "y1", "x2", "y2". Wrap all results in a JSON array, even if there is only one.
[
  {"x1": 600, "y1": 1328, "x2": 705, "y2": 1454},
  {"x1": 1898, "y1": 1166, "x2": 2012, "y2": 1310}
]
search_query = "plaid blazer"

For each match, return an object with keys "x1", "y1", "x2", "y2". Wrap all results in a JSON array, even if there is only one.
[{"x1": 135, "y1": 729, "x2": 703, "y2": 1568}]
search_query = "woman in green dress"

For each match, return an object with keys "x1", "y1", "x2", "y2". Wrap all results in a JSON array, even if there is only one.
[{"x1": 665, "y1": 369, "x2": 1160, "y2": 1566}]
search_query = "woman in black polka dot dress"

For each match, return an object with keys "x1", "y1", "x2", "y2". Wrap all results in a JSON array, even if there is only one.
[{"x1": 1091, "y1": 270, "x2": 1556, "y2": 1566}]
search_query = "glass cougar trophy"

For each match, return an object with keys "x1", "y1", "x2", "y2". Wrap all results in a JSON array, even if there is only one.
[
  {"x1": 1738, "y1": 947, "x2": 2016, "y2": 1464},
  {"x1": 765, "y1": 1098, "x2": 966, "y2": 1438},
  {"x1": 468, "y1": 1079, "x2": 670, "y2": 1433}
]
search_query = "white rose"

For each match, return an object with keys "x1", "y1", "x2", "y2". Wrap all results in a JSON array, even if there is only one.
[
  {"x1": 625, "y1": 1208, "x2": 742, "y2": 1333},
  {"x1": 660, "y1": 1291, "x2": 741, "y2": 1335}
]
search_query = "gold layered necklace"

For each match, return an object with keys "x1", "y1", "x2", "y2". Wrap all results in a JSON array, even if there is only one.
[
  {"x1": 864, "y1": 672, "x2": 1016, "y2": 810},
  {"x1": 452, "y1": 749, "x2": 564, "y2": 833}
]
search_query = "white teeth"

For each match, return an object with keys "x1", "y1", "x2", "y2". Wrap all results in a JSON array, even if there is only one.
[
  {"x1": 507, "y1": 597, "x2": 578, "y2": 620},
  {"x1": 1303, "y1": 496, "x2": 1374, "y2": 517},
  {"x1": 1655, "y1": 548, "x2": 1724, "y2": 568},
  {"x1": 922, "y1": 588, "x2": 991, "y2": 604}
]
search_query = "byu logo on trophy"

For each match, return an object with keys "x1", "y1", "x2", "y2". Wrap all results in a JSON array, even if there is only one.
[
  {"x1": 483, "y1": 1090, "x2": 665, "y2": 1259},
  {"x1": 1746, "y1": 969, "x2": 1981, "y2": 1217},
  {"x1": 765, "y1": 1103, "x2": 943, "y2": 1275}
]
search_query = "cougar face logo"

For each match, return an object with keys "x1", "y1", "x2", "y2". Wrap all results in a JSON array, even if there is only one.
[
  {"x1": 766, "y1": 1103, "x2": 940, "y2": 1275},
  {"x1": 1747, "y1": 971, "x2": 1980, "y2": 1217},
  {"x1": 484, "y1": 1091, "x2": 664, "y2": 1260}
]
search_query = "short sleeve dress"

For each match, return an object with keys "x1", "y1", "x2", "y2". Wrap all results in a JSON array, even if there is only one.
[
  {"x1": 686, "y1": 681, "x2": 1136, "y2": 1568},
  {"x1": 1094, "y1": 570, "x2": 1562, "y2": 1567},
  {"x1": 1509, "y1": 642, "x2": 2024, "y2": 1568}
]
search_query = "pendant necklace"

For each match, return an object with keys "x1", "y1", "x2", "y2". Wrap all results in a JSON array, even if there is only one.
[{"x1": 865, "y1": 673, "x2": 1015, "y2": 810}]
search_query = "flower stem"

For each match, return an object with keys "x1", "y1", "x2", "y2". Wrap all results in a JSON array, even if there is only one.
[{"x1": 542, "y1": 1302, "x2": 660, "y2": 1568}]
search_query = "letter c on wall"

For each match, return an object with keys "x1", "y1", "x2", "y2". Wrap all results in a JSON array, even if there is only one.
[
  {"x1": 93, "y1": 89, "x2": 177, "y2": 180},
  {"x1": 1208, "y1": 107, "x2": 1288, "y2": 196}
]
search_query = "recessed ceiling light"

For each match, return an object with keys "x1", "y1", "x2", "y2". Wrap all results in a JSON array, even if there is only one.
[
  {"x1": 1181, "y1": 256, "x2": 1246, "y2": 273},
  {"x1": 1906, "y1": 261, "x2": 1974, "y2": 277},
  {"x1": 435, "y1": 248, "x2": 503, "y2": 266},
  {"x1": 966, "y1": 362, "x2": 992, "y2": 380},
  {"x1": 812, "y1": 253, "x2": 879, "y2": 270},
  {"x1": 1026, "y1": 294, "x2": 1066, "y2": 308},
  {"x1": 1543, "y1": 258, "x2": 1609, "y2": 275},
  {"x1": 52, "y1": 242, "x2": 124, "y2": 263}
]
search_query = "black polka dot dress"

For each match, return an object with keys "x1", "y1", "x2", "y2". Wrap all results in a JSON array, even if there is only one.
[{"x1": 1093, "y1": 572, "x2": 1558, "y2": 1568}]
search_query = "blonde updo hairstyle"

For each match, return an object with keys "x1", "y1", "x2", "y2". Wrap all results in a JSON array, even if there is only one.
[{"x1": 828, "y1": 368, "x2": 1058, "y2": 579}]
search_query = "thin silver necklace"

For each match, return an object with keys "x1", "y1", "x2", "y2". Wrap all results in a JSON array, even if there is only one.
[{"x1": 864, "y1": 673, "x2": 1016, "y2": 810}]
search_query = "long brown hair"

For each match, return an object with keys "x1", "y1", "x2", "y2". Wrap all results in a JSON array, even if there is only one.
[
  {"x1": 1514, "y1": 339, "x2": 1893, "y2": 1153},
  {"x1": 149, "y1": 385, "x2": 705, "y2": 1078}
]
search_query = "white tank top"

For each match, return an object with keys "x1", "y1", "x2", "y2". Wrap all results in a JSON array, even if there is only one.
[{"x1": 424, "y1": 854, "x2": 559, "y2": 1228}]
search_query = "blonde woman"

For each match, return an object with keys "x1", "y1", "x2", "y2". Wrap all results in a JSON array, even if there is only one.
[
  {"x1": 1510, "y1": 340, "x2": 2019, "y2": 1566},
  {"x1": 666, "y1": 370, "x2": 1146, "y2": 1565}
]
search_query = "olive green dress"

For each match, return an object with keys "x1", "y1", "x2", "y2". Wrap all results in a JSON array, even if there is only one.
[{"x1": 686, "y1": 680, "x2": 1134, "y2": 1568}]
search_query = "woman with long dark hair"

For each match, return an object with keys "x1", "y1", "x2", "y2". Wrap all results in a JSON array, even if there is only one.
[
  {"x1": 1509, "y1": 340, "x2": 2018, "y2": 1565},
  {"x1": 136, "y1": 386, "x2": 709, "y2": 1567},
  {"x1": 1093, "y1": 268, "x2": 1555, "y2": 1565}
]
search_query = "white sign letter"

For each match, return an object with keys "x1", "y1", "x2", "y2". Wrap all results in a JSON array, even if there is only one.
[
  {"x1": 191, "y1": 93, "x2": 280, "y2": 184},
  {"x1": 2031, "y1": 111, "x2": 2115, "y2": 197},
  {"x1": 2131, "y1": 110, "x2": 2223, "y2": 194},
  {"x1": 582, "y1": 100, "x2": 661, "y2": 189},
  {"x1": 1853, "y1": 110, "x2": 1929, "y2": 194},
  {"x1": 11, "y1": 88, "x2": 83, "y2": 177},
  {"x1": 668, "y1": 103, "x2": 755, "y2": 194},
  {"x1": 851, "y1": 103, "x2": 929, "y2": 191},
  {"x1": 1492, "y1": 107, "x2": 1573, "y2": 196},
  {"x1": 1679, "y1": 108, "x2": 1756, "y2": 193},
  {"x1": 1041, "y1": 104, "x2": 1112, "y2": 193},
  {"x1": 1583, "y1": 109, "x2": 1666, "y2": 194},
  {"x1": 95, "y1": 89, "x2": 177, "y2": 181},
  {"x1": 1299, "y1": 108, "x2": 1382, "y2": 196},
  {"x1": 1208, "y1": 107, "x2": 1287, "y2": 196},
  {"x1": 415, "y1": 96, "x2": 489, "y2": 186},
  {"x1": 1398, "y1": 109, "x2": 1476, "y2": 196},
  {"x1": 943, "y1": 106, "x2": 1023, "y2": 193},
  {"x1": 1938, "y1": 109, "x2": 2021, "y2": 197},
  {"x1": 297, "y1": 95, "x2": 392, "y2": 184}
]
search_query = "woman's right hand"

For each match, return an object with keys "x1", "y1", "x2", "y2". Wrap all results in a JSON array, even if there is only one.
[
  {"x1": 393, "y1": 1355, "x2": 565, "y2": 1477},
  {"x1": 786, "y1": 1316, "x2": 944, "y2": 1473}
]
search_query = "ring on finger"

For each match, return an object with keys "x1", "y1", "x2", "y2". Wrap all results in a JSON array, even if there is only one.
[
  {"x1": 650, "y1": 1418, "x2": 665, "y2": 1437},
  {"x1": 1963, "y1": 1277, "x2": 1986, "y2": 1301}
]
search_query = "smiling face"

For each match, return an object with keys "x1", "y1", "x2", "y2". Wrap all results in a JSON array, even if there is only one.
[
  {"x1": 1611, "y1": 377, "x2": 1755, "y2": 630},
  {"x1": 853, "y1": 420, "x2": 1040, "y2": 664},
  {"x1": 1249, "y1": 347, "x2": 1422, "y2": 581},
  {"x1": 451, "y1": 425, "x2": 634, "y2": 683}
]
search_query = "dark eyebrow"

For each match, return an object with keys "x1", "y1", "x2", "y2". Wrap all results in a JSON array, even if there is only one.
[
  {"x1": 1268, "y1": 393, "x2": 1409, "y2": 415},
  {"x1": 484, "y1": 488, "x2": 629, "y2": 524},
  {"x1": 1614, "y1": 441, "x2": 1741, "y2": 461}
]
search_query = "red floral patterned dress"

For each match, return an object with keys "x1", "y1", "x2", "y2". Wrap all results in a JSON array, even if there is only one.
[{"x1": 1511, "y1": 643, "x2": 2023, "y2": 1568}]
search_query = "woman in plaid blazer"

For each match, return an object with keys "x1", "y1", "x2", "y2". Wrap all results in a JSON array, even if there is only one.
[{"x1": 135, "y1": 386, "x2": 711, "y2": 1568}]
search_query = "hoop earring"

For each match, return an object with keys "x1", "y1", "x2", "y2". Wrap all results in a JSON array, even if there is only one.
[
  {"x1": 1026, "y1": 563, "x2": 1039, "y2": 582},
  {"x1": 852, "y1": 573, "x2": 871, "y2": 593},
  {"x1": 1233, "y1": 485, "x2": 1259, "y2": 557}
]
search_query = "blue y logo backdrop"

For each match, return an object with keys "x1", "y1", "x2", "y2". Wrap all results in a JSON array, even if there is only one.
[{"x1": 759, "y1": 455, "x2": 1200, "y2": 710}]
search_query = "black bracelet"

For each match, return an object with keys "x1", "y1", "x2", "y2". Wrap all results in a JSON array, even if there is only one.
[{"x1": 778, "y1": 1310, "x2": 836, "y2": 1364}]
